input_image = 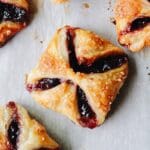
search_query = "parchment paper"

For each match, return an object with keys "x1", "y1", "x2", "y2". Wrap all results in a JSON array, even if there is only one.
[{"x1": 0, "y1": 0, "x2": 150, "y2": 150}]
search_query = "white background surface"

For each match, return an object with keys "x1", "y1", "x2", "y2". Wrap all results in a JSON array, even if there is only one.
[{"x1": 0, "y1": 0, "x2": 150, "y2": 150}]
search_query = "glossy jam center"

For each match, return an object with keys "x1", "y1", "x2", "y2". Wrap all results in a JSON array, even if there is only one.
[
  {"x1": 78, "y1": 54, "x2": 128, "y2": 73},
  {"x1": 0, "y1": 2, "x2": 27, "y2": 22},
  {"x1": 66, "y1": 28, "x2": 79, "y2": 72},
  {"x1": 8, "y1": 119, "x2": 20, "y2": 149},
  {"x1": 130, "y1": 17, "x2": 150, "y2": 32},
  {"x1": 77, "y1": 86, "x2": 95, "y2": 118},
  {"x1": 36, "y1": 78, "x2": 61, "y2": 90},
  {"x1": 26, "y1": 78, "x2": 61, "y2": 92},
  {"x1": 66, "y1": 28, "x2": 128, "y2": 73},
  {"x1": 77, "y1": 86, "x2": 97, "y2": 128}
]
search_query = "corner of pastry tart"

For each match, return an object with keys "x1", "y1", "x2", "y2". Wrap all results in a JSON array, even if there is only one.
[
  {"x1": 52, "y1": 0, "x2": 69, "y2": 4},
  {"x1": 0, "y1": 0, "x2": 30, "y2": 47},
  {"x1": 114, "y1": 0, "x2": 150, "y2": 51},
  {"x1": 0, "y1": 101, "x2": 60, "y2": 150},
  {"x1": 26, "y1": 25, "x2": 128, "y2": 129}
]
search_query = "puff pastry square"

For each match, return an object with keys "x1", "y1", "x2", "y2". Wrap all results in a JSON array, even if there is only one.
[
  {"x1": 0, "y1": 0, "x2": 29, "y2": 46},
  {"x1": 0, "y1": 101, "x2": 60, "y2": 150},
  {"x1": 26, "y1": 26, "x2": 128, "y2": 129},
  {"x1": 114, "y1": 0, "x2": 150, "y2": 51}
]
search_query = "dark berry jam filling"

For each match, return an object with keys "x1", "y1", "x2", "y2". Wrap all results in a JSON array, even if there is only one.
[
  {"x1": 7, "y1": 102, "x2": 20, "y2": 149},
  {"x1": 66, "y1": 28, "x2": 128, "y2": 74},
  {"x1": 77, "y1": 54, "x2": 128, "y2": 73},
  {"x1": 26, "y1": 78, "x2": 61, "y2": 92},
  {"x1": 8, "y1": 119, "x2": 20, "y2": 149},
  {"x1": 0, "y1": 2, "x2": 28, "y2": 22},
  {"x1": 77, "y1": 86, "x2": 97, "y2": 128},
  {"x1": 130, "y1": 17, "x2": 150, "y2": 32},
  {"x1": 36, "y1": 78, "x2": 61, "y2": 90},
  {"x1": 77, "y1": 86, "x2": 95, "y2": 118},
  {"x1": 66, "y1": 27, "x2": 79, "y2": 72}
]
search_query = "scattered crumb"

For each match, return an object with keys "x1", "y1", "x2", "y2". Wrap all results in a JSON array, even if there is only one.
[
  {"x1": 110, "y1": 17, "x2": 116, "y2": 25},
  {"x1": 40, "y1": 41, "x2": 43, "y2": 44},
  {"x1": 32, "y1": 31, "x2": 44, "y2": 44},
  {"x1": 107, "y1": 0, "x2": 113, "y2": 11},
  {"x1": 83, "y1": 3, "x2": 90, "y2": 9},
  {"x1": 146, "y1": 67, "x2": 149, "y2": 69},
  {"x1": 148, "y1": 73, "x2": 150, "y2": 75}
]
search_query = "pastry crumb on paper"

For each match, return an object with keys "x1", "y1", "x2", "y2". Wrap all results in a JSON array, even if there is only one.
[{"x1": 83, "y1": 3, "x2": 90, "y2": 9}]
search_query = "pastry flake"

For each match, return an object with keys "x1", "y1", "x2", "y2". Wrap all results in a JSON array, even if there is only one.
[
  {"x1": 0, "y1": 101, "x2": 60, "y2": 150},
  {"x1": 114, "y1": 0, "x2": 150, "y2": 51},
  {"x1": 0, "y1": 0, "x2": 29, "y2": 46},
  {"x1": 26, "y1": 26, "x2": 128, "y2": 129}
]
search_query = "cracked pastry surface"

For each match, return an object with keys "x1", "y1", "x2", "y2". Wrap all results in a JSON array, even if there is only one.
[
  {"x1": 0, "y1": 101, "x2": 60, "y2": 150},
  {"x1": 0, "y1": 0, "x2": 29, "y2": 46},
  {"x1": 26, "y1": 26, "x2": 128, "y2": 129},
  {"x1": 114, "y1": 0, "x2": 150, "y2": 52}
]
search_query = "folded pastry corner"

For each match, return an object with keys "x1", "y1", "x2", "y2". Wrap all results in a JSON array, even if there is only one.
[
  {"x1": 0, "y1": 0, "x2": 30, "y2": 46},
  {"x1": 26, "y1": 26, "x2": 128, "y2": 129},
  {"x1": 114, "y1": 0, "x2": 150, "y2": 51},
  {"x1": 0, "y1": 101, "x2": 60, "y2": 150}
]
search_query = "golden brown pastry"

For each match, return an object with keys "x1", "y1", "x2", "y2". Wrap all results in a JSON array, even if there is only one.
[
  {"x1": 26, "y1": 26, "x2": 128, "y2": 129},
  {"x1": 0, "y1": 101, "x2": 60, "y2": 150},
  {"x1": 52, "y1": 0, "x2": 68, "y2": 4},
  {"x1": 114, "y1": 0, "x2": 150, "y2": 52},
  {"x1": 0, "y1": 0, "x2": 29, "y2": 46}
]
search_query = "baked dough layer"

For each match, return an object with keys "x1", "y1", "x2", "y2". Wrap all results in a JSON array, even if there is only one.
[
  {"x1": 115, "y1": 0, "x2": 150, "y2": 51},
  {"x1": 0, "y1": 101, "x2": 60, "y2": 150},
  {"x1": 26, "y1": 26, "x2": 128, "y2": 128},
  {"x1": 0, "y1": 0, "x2": 29, "y2": 46}
]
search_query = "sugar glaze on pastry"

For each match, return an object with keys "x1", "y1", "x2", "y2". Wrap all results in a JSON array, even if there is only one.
[
  {"x1": 0, "y1": 0, "x2": 29, "y2": 46},
  {"x1": 114, "y1": 0, "x2": 150, "y2": 51},
  {"x1": 26, "y1": 26, "x2": 128, "y2": 129},
  {"x1": 0, "y1": 101, "x2": 60, "y2": 150}
]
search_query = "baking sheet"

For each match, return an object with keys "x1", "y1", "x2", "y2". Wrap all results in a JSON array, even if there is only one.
[{"x1": 0, "y1": 0, "x2": 150, "y2": 150}]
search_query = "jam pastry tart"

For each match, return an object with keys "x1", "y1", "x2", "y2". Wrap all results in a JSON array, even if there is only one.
[
  {"x1": 0, "y1": 0, "x2": 29, "y2": 46},
  {"x1": 0, "y1": 101, "x2": 60, "y2": 150},
  {"x1": 114, "y1": 0, "x2": 150, "y2": 52},
  {"x1": 26, "y1": 26, "x2": 128, "y2": 129}
]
